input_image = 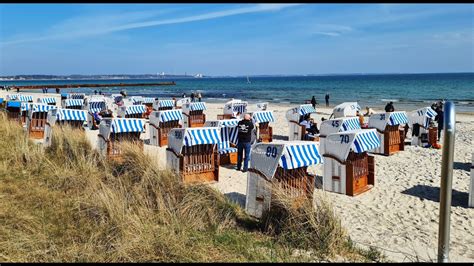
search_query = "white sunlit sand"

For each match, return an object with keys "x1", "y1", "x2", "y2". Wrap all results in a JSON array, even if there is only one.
[{"x1": 3, "y1": 91, "x2": 473, "y2": 262}]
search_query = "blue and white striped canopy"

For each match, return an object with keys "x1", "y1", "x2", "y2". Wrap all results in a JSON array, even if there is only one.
[
  {"x1": 341, "y1": 117, "x2": 361, "y2": 131},
  {"x1": 125, "y1": 105, "x2": 146, "y2": 115},
  {"x1": 131, "y1": 97, "x2": 143, "y2": 104},
  {"x1": 32, "y1": 104, "x2": 57, "y2": 112},
  {"x1": 299, "y1": 104, "x2": 316, "y2": 116},
  {"x1": 252, "y1": 111, "x2": 275, "y2": 123},
  {"x1": 159, "y1": 110, "x2": 182, "y2": 122},
  {"x1": 388, "y1": 112, "x2": 409, "y2": 126},
  {"x1": 64, "y1": 99, "x2": 84, "y2": 107},
  {"x1": 183, "y1": 128, "x2": 221, "y2": 147},
  {"x1": 111, "y1": 118, "x2": 145, "y2": 133},
  {"x1": 56, "y1": 109, "x2": 88, "y2": 121},
  {"x1": 279, "y1": 142, "x2": 323, "y2": 170},
  {"x1": 142, "y1": 97, "x2": 155, "y2": 104},
  {"x1": 18, "y1": 95, "x2": 33, "y2": 102},
  {"x1": 21, "y1": 102, "x2": 29, "y2": 111},
  {"x1": 157, "y1": 99, "x2": 175, "y2": 107},
  {"x1": 70, "y1": 93, "x2": 85, "y2": 99},
  {"x1": 89, "y1": 101, "x2": 106, "y2": 113},
  {"x1": 189, "y1": 102, "x2": 207, "y2": 111},
  {"x1": 232, "y1": 103, "x2": 247, "y2": 113},
  {"x1": 220, "y1": 119, "x2": 239, "y2": 127},
  {"x1": 218, "y1": 126, "x2": 239, "y2": 153},
  {"x1": 7, "y1": 94, "x2": 19, "y2": 100},
  {"x1": 40, "y1": 97, "x2": 56, "y2": 104},
  {"x1": 353, "y1": 130, "x2": 381, "y2": 153},
  {"x1": 426, "y1": 108, "x2": 437, "y2": 119}
]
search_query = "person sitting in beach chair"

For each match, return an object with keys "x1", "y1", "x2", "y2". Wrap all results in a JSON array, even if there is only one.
[
  {"x1": 92, "y1": 112, "x2": 102, "y2": 130},
  {"x1": 299, "y1": 115, "x2": 319, "y2": 140},
  {"x1": 364, "y1": 106, "x2": 376, "y2": 116}
]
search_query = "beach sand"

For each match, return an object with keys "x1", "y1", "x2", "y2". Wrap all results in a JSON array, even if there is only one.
[{"x1": 3, "y1": 91, "x2": 473, "y2": 262}]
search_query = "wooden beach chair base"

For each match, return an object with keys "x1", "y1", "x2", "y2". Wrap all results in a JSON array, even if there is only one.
[
  {"x1": 185, "y1": 112, "x2": 206, "y2": 128},
  {"x1": 169, "y1": 144, "x2": 219, "y2": 184},
  {"x1": 258, "y1": 124, "x2": 273, "y2": 143},
  {"x1": 428, "y1": 127, "x2": 438, "y2": 146},
  {"x1": 28, "y1": 113, "x2": 48, "y2": 140},
  {"x1": 383, "y1": 125, "x2": 405, "y2": 156},
  {"x1": 273, "y1": 166, "x2": 315, "y2": 207},
  {"x1": 217, "y1": 114, "x2": 233, "y2": 120},
  {"x1": 219, "y1": 152, "x2": 238, "y2": 165},
  {"x1": 345, "y1": 152, "x2": 375, "y2": 196}
]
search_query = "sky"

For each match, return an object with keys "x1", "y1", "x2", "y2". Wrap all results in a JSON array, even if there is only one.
[{"x1": 0, "y1": 3, "x2": 473, "y2": 76}]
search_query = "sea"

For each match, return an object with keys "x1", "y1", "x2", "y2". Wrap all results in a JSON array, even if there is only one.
[{"x1": 1, "y1": 73, "x2": 473, "y2": 112}]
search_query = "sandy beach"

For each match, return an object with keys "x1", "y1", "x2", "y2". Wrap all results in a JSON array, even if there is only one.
[{"x1": 3, "y1": 91, "x2": 473, "y2": 262}]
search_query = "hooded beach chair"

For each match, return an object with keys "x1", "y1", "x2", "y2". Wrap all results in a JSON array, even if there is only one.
[
  {"x1": 85, "y1": 98, "x2": 108, "y2": 129},
  {"x1": 5, "y1": 101, "x2": 23, "y2": 123},
  {"x1": 204, "y1": 119, "x2": 239, "y2": 165},
  {"x1": 43, "y1": 108, "x2": 87, "y2": 147},
  {"x1": 26, "y1": 103, "x2": 58, "y2": 139},
  {"x1": 141, "y1": 97, "x2": 156, "y2": 108},
  {"x1": 166, "y1": 127, "x2": 221, "y2": 184},
  {"x1": 251, "y1": 110, "x2": 275, "y2": 143},
  {"x1": 218, "y1": 99, "x2": 248, "y2": 120},
  {"x1": 319, "y1": 117, "x2": 361, "y2": 155},
  {"x1": 38, "y1": 97, "x2": 57, "y2": 106},
  {"x1": 331, "y1": 102, "x2": 361, "y2": 119},
  {"x1": 69, "y1": 93, "x2": 86, "y2": 100},
  {"x1": 153, "y1": 99, "x2": 175, "y2": 111},
  {"x1": 149, "y1": 109, "x2": 183, "y2": 146},
  {"x1": 97, "y1": 118, "x2": 146, "y2": 160},
  {"x1": 62, "y1": 99, "x2": 84, "y2": 110},
  {"x1": 175, "y1": 97, "x2": 191, "y2": 109},
  {"x1": 285, "y1": 104, "x2": 317, "y2": 141},
  {"x1": 182, "y1": 102, "x2": 207, "y2": 128},
  {"x1": 408, "y1": 107, "x2": 438, "y2": 147},
  {"x1": 368, "y1": 111, "x2": 409, "y2": 156},
  {"x1": 245, "y1": 141, "x2": 323, "y2": 218},
  {"x1": 255, "y1": 102, "x2": 268, "y2": 111},
  {"x1": 322, "y1": 129, "x2": 380, "y2": 196},
  {"x1": 117, "y1": 104, "x2": 147, "y2": 118}
]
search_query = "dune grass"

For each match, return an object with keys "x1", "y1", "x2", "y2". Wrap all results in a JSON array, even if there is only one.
[{"x1": 0, "y1": 113, "x2": 385, "y2": 262}]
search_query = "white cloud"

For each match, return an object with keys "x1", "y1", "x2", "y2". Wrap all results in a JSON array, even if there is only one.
[{"x1": 1, "y1": 4, "x2": 302, "y2": 46}]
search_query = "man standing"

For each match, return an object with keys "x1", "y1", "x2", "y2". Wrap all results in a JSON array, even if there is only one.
[
  {"x1": 384, "y1": 101, "x2": 394, "y2": 112},
  {"x1": 311, "y1": 96, "x2": 317, "y2": 109},
  {"x1": 197, "y1": 92, "x2": 202, "y2": 102},
  {"x1": 236, "y1": 114, "x2": 254, "y2": 172},
  {"x1": 325, "y1": 93, "x2": 330, "y2": 107},
  {"x1": 435, "y1": 105, "x2": 444, "y2": 141},
  {"x1": 190, "y1": 92, "x2": 195, "y2": 102}
]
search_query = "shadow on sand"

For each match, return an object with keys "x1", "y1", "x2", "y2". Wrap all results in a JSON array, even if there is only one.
[
  {"x1": 272, "y1": 134, "x2": 289, "y2": 141},
  {"x1": 453, "y1": 161, "x2": 472, "y2": 172},
  {"x1": 401, "y1": 184, "x2": 469, "y2": 208}
]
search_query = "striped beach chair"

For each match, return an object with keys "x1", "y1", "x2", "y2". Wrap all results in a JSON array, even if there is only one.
[
  {"x1": 219, "y1": 99, "x2": 248, "y2": 120},
  {"x1": 368, "y1": 111, "x2": 409, "y2": 156},
  {"x1": 251, "y1": 110, "x2": 275, "y2": 143},
  {"x1": 205, "y1": 119, "x2": 239, "y2": 165},
  {"x1": 285, "y1": 104, "x2": 317, "y2": 141},
  {"x1": 153, "y1": 99, "x2": 175, "y2": 111},
  {"x1": 141, "y1": 97, "x2": 156, "y2": 108},
  {"x1": 117, "y1": 104, "x2": 147, "y2": 118},
  {"x1": 43, "y1": 108, "x2": 87, "y2": 147},
  {"x1": 70, "y1": 93, "x2": 86, "y2": 100},
  {"x1": 166, "y1": 127, "x2": 221, "y2": 184},
  {"x1": 62, "y1": 99, "x2": 84, "y2": 110},
  {"x1": 246, "y1": 141, "x2": 323, "y2": 218},
  {"x1": 182, "y1": 102, "x2": 207, "y2": 128},
  {"x1": 331, "y1": 102, "x2": 361, "y2": 119},
  {"x1": 149, "y1": 109, "x2": 183, "y2": 146},
  {"x1": 38, "y1": 97, "x2": 57, "y2": 106},
  {"x1": 408, "y1": 107, "x2": 438, "y2": 147},
  {"x1": 97, "y1": 118, "x2": 146, "y2": 160},
  {"x1": 26, "y1": 103, "x2": 58, "y2": 139},
  {"x1": 85, "y1": 100, "x2": 107, "y2": 130},
  {"x1": 5, "y1": 101, "x2": 23, "y2": 123},
  {"x1": 319, "y1": 117, "x2": 362, "y2": 154},
  {"x1": 322, "y1": 129, "x2": 380, "y2": 196}
]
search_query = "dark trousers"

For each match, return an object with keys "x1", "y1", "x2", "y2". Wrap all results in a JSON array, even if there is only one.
[
  {"x1": 438, "y1": 124, "x2": 443, "y2": 140},
  {"x1": 237, "y1": 142, "x2": 251, "y2": 171},
  {"x1": 325, "y1": 100, "x2": 329, "y2": 107}
]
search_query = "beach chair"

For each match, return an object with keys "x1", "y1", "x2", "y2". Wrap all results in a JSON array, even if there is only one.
[
  {"x1": 5, "y1": 101, "x2": 23, "y2": 123},
  {"x1": 175, "y1": 97, "x2": 191, "y2": 109},
  {"x1": 130, "y1": 96, "x2": 144, "y2": 105},
  {"x1": 204, "y1": 119, "x2": 239, "y2": 165},
  {"x1": 285, "y1": 104, "x2": 318, "y2": 141},
  {"x1": 0, "y1": 98, "x2": 4, "y2": 109},
  {"x1": 153, "y1": 99, "x2": 175, "y2": 111},
  {"x1": 141, "y1": 97, "x2": 155, "y2": 108},
  {"x1": 62, "y1": 99, "x2": 84, "y2": 110},
  {"x1": 245, "y1": 141, "x2": 323, "y2": 218},
  {"x1": 251, "y1": 110, "x2": 275, "y2": 143},
  {"x1": 408, "y1": 107, "x2": 438, "y2": 147},
  {"x1": 117, "y1": 104, "x2": 147, "y2": 118},
  {"x1": 182, "y1": 102, "x2": 207, "y2": 128},
  {"x1": 331, "y1": 102, "x2": 361, "y2": 118},
  {"x1": 218, "y1": 99, "x2": 248, "y2": 120},
  {"x1": 322, "y1": 129, "x2": 380, "y2": 196},
  {"x1": 85, "y1": 99, "x2": 107, "y2": 130},
  {"x1": 255, "y1": 102, "x2": 268, "y2": 111},
  {"x1": 149, "y1": 110, "x2": 183, "y2": 147},
  {"x1": 319, "y1": 117, "x2": 361, "y2": 155},
  {"x1": 97, "y1": 118, "x2": 146, "y2": 161},
  {"x1": 26, "y1": 103, "x2": 58, "y2": 139},
  {"x1": 44, "y1": 108, "x2": 87, "y2": 147},
  {"x1": 37, "y1": 97, "x2": 57, "y2": 106},
  {"x1": 166, "y1": 127, "x2": 221, "y2": 184},
  {"x1": 368, "y1": 111, "x2": 408, "y2": 156},
  {"x1": 60, "y1": 93, "x2": 69, "y2": 101},
  {"x1": 70, "y1": 93, "x2": 86, "y2": 100}
]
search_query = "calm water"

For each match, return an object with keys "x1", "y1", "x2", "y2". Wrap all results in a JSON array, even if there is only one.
[{"x1": 2, "y1": 73, "x2": 473, "y2": 112}]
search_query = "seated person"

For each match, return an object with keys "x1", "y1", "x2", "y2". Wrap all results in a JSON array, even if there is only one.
[
  {"x1": 299, "y1": 115, "x2": 319, "y2": 140},
  {"x1": 92, "y1": 112, "x2": 102, "y2": 129},
  {"x1": 364, "y1": 106, "x2": 376, "y2": 116},
  {"x1": 357, "y1": 111, "x2": 366, "y2": 128},
  {"x1": 144, "y1": 106, "x2": 153, "y2": 118}
]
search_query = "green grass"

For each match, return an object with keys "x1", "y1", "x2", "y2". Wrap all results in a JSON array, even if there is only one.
[{"x1": 0, "y1": 113, "x2": 384, "y2": 262}]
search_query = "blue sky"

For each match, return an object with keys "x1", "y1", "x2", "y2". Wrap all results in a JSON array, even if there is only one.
[{"x1": 0, "y1": 4, "x2": 473, "y2": 76}]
